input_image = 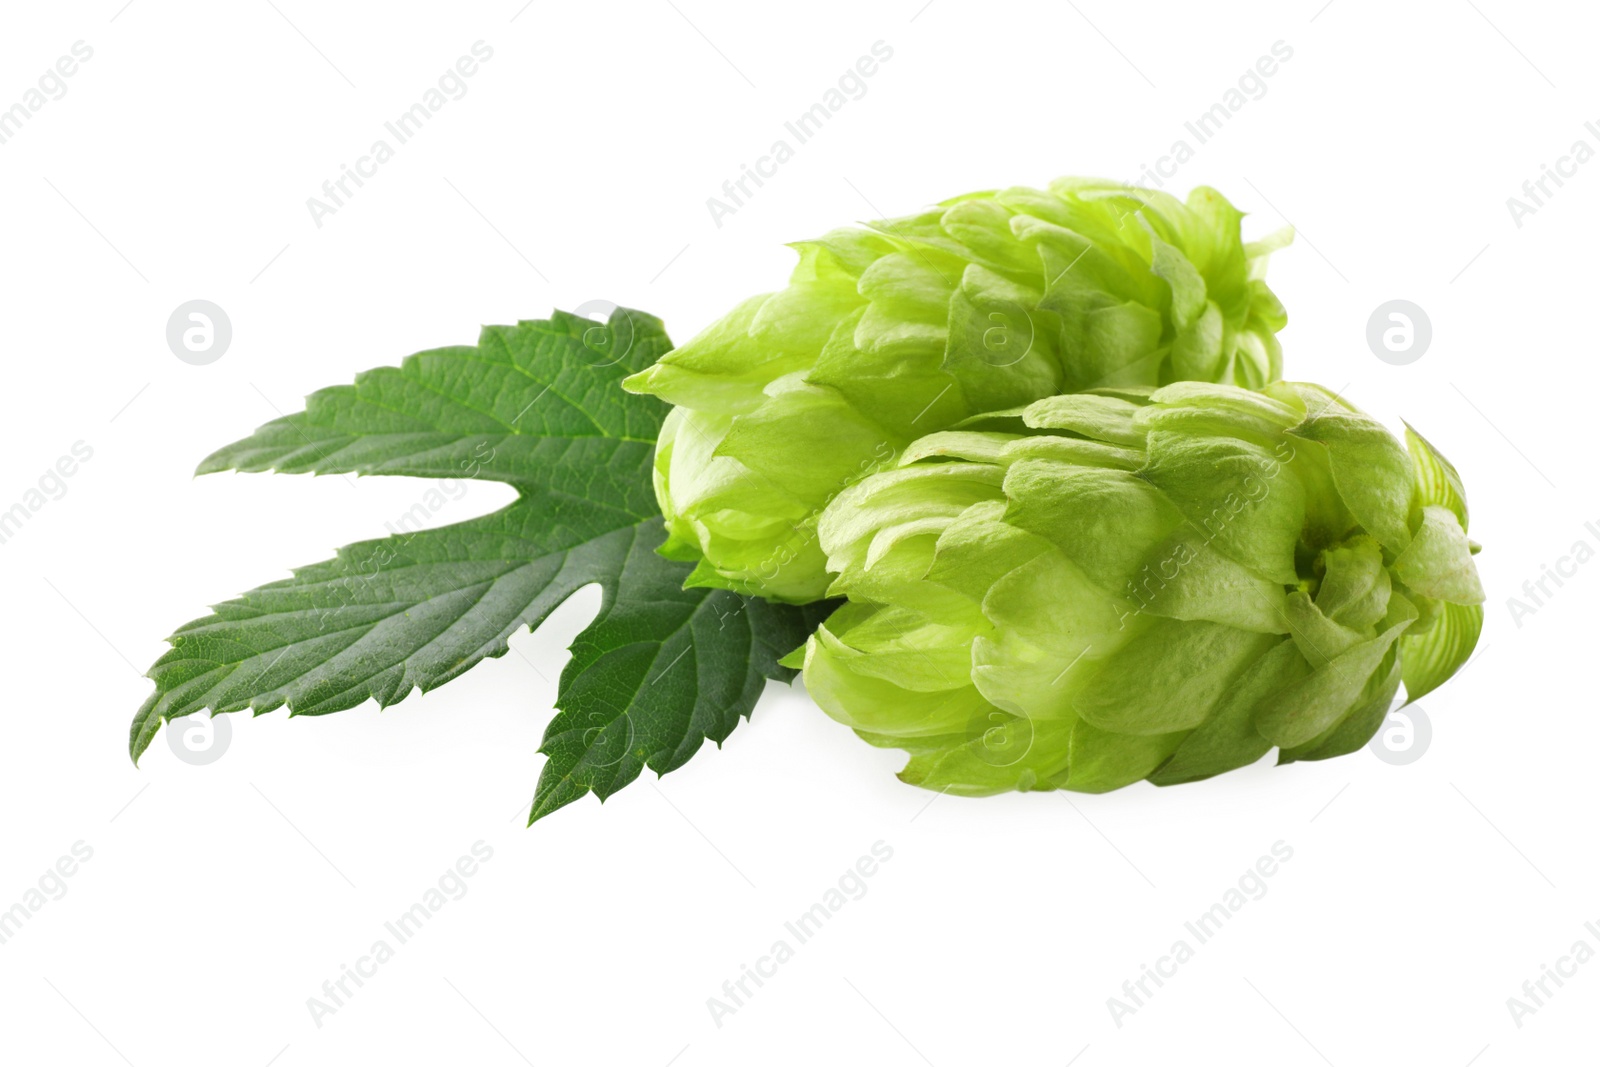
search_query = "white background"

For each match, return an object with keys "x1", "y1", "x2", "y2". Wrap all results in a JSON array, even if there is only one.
[{"x1": 0, "y1": 1, "x2": 1593, "y2": 1063}]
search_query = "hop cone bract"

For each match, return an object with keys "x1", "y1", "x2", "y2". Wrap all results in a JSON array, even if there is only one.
[
  {"x1": 799, "y1": 382, "x2": 1484, "y2": 795},
  {"x1": 625, "y1": 180, "x2": 1291, "y2": 602}
]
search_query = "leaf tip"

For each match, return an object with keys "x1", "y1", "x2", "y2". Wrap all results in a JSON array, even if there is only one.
[{"x1": 128, "y1": 704, "x2": 161, "y2": 766}]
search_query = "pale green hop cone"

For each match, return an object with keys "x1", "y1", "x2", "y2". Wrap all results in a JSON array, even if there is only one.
[
  {"x1": 624, "y1": 179, "x2": 1292, "y2": 602},
  {"x1": 796, "y1": 381, "x2": 1484, "y2": 795}
]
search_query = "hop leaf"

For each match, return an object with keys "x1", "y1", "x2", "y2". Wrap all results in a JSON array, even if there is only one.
[{"x1": 130, "y1": 308, "x2": 830, "y2": 822}]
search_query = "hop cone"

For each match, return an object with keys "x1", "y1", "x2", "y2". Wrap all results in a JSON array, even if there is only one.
[
  {"x1": 625, "y1": 180, "x2": 1291, "y2": 603},
  {"x1": 798, "y1": 382, "x2": 1484, "y2": 795}
]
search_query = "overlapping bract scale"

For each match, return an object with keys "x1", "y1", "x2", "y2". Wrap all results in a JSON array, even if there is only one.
[
  {"x1": 626, "y1": 180, "x2": 1291, "y2": 602},
  {"x1": 797, "y1": 382, "x2": 1484, "y2": 795}
]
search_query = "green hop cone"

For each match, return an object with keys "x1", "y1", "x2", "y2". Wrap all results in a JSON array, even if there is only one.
[
  {"x1": 797, "y1": 381, "x2": 1484, "y2": 796},
  {"x1": 624, "y1": 179, "x2": 1292, "y2": 603}
]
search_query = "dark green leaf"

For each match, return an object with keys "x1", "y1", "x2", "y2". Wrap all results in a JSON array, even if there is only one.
[
  {"x1": 131, "y1": 309, "x2": 833, "y2": 821},
  {"x1": 532, "y1": 531, "x2": 835, "y2": 822}
]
